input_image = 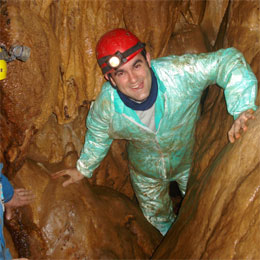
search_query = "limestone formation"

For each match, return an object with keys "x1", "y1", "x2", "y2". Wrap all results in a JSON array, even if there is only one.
[
  {"x1": 6, "y1": 160, "x2": 161, "y2": 258},
  {"x1": 153, "y1": 109, "x2": 260, "y2": 260}
]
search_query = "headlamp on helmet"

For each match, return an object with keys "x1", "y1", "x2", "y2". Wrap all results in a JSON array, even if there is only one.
[{"x1": 108, "y1": 52, "x2": 126, "y2": 68}]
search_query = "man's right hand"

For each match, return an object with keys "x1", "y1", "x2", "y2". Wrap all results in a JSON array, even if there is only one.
[{"x1": 52, "y1": 168, "x2": 84, "y2": 187}]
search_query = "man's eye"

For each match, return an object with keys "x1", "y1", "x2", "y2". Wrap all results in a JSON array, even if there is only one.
[
  {"x1": 135, "y1": 63, "x2": 141, "y2": 69},
  {"x1": 116, "y1": 72, "x2": 124, "y2": 77}
]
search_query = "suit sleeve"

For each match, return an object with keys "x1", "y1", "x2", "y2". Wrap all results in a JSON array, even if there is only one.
[
  {"x1": 193, "y1": 48, "x2": 258, "y2": 119},
  {"x1": 76, "y1": 90, "x2": 113, "y2": 178},
  {"x1": 0, "y1": 163, "x2": 14, "y2": 203}
]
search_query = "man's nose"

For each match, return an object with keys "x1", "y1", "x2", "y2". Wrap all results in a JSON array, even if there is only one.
[{"x1": 128, "y1": 71, "x2": 138, "y2": 84}]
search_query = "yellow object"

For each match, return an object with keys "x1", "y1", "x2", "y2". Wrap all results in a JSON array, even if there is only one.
[
  {"x1": 0, "y1": 59, "x2": 7, "y2": 80},
  {"x1": 0, "y1": 48, "x2": 7, "y2": 80}
]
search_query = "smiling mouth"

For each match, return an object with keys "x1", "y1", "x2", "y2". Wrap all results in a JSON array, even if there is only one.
[{"x1": 131, "y1": 82, "x2": 143, "y2": 90}]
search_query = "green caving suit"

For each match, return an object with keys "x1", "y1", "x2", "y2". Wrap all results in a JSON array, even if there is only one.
[{"x1": 77, "y1": 48, "x2": 258, "y2": 235}]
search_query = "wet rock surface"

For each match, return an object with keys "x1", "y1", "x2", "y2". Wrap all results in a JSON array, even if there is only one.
[
  {"x1": 7, "y1": 159, "x2": 162, "y2": 258},
  {"x1": 153, "y1": 109, "x2": 260, "y2": 260},
  {"x1": 0, "y1": 0, "x2": 259, "y2": 258}
]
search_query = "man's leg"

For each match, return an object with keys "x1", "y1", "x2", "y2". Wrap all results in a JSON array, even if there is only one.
[
  {"x1": 130, "y1": 172, "x2": 176, "y2": 236},
  {"x1": 175, "y1": 168, "x2": 190, "y2": 197}
]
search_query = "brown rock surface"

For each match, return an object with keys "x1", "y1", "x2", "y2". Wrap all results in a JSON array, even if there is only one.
[
  {"x1": 200, "y1": 0, "x2": 229, "y2": 47},
  {"x1": 6, "y1": 159, "x2": 162, "y2": 258},
  {"x1": 26, "y1": 106, "x2": 133, "y2": 198},
  {"x1": 153, "y1": 109, "x2": 260, "y2": 259},
  {"x1": 225, "y1": 0, "x2": 259, "y2": 63},
  {"x1": 0, "y1": 1, "x2": 60, "y2": 173}
]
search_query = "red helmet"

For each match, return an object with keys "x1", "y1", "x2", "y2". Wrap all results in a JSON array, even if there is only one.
[{"x1": 96, "y1": 28, "x2": 145, "y2": 75}]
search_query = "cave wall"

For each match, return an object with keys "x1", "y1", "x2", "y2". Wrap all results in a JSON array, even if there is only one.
[
  {"x1": 0, "y1": 0, "x2": 259, "y2": 258},
  {"x1": 153, "y1": 109, "x2": 260, "y2": 259},
  {"x1": 1, "y1": 0, "x2": 259, "y2": 177}
]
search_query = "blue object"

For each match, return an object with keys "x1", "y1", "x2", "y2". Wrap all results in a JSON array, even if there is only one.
[{"x1": 0, "y1": 163, "x2": 13, "y2": 259}]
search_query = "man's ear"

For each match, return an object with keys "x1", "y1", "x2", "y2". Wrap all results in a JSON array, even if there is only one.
[
  {"x1": 106, "y1": 73, "x2": 117, "y2": 89},
  {"x1": 104, "y1": 74, "x2": 109, "y2": 81},
  {"x1": 146, "y1": 52, "x2": 151, "y2": 67},
  {"x1": 110, "y1": 77, "x2": 116, "y2": 86}
]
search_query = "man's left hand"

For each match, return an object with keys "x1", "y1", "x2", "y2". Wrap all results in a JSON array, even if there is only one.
[
  {"x1": 5, "y1": 188, "x2": 34, "y2": 220},
  {"x1": 228, "y1": 109, "x2": 255, "y2": 143}
]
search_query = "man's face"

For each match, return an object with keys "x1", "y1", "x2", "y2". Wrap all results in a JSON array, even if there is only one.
[{"x1": 108, "y1": 52, "x2": 152, "y2": 102}]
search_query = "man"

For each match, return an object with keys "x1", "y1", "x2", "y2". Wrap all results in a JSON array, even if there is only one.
[
  {"x1": 54, "y1": 28, "x2": 258, "y2": 235},
  {"x1": 0, "y1": 163, "x2": 34, "y2": 259}
]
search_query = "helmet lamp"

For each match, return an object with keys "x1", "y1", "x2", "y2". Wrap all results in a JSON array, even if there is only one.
[{"x1": 108, "y1": 56, "x2": 121, "y2": 68}]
